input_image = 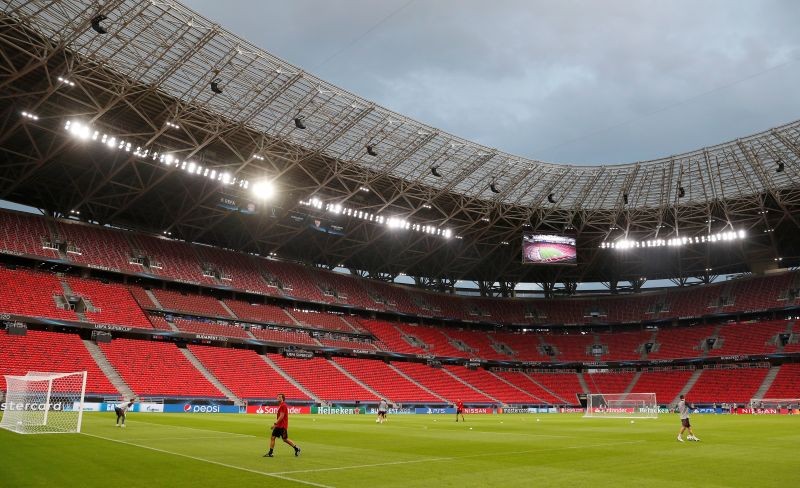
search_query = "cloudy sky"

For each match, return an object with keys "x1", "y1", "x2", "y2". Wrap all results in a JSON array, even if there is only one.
[{"x1": 184, "y1": 1, "x2": 800, "y2": 165}]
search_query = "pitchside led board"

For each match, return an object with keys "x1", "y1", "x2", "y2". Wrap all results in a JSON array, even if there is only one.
[{"x1": 522, "y1": 233, "x2": 577, "y2": 265}]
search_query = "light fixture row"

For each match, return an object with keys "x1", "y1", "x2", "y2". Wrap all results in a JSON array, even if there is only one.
[{"x1": 600, "y1": 230, "x2": 746, "y2": 249}]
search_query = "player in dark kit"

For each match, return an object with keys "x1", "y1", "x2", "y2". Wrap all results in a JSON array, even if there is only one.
[
  {"x1": 264, "y1": 393, "x2": 301, "y2": 457},
  {"x1": 455, "y1": 399, "x2": 465, "y2": 422},
  {"x1": 114, "y1": 398, "x2": 135, "y2": 428}
]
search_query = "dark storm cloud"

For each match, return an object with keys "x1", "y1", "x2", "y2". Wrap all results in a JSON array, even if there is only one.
[{"x1": 183, "y1": 0, "x2": 800, "y2": 164}]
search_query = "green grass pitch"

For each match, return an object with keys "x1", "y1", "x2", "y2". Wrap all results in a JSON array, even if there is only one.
[
  {"x1": 537, "y1": 247, "x2": 565, "y2": 259},
  {"x1": 1, "y1": 412, "x2": 798, "y2": 487}
]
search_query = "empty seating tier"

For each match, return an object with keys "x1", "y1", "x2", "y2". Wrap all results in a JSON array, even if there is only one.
[
  {"x1": 0, "y1": 330, "x2": 117, "y2": 395},
  {"x1": 99, "y1": 338, "x2": 224, "y2": 398}
]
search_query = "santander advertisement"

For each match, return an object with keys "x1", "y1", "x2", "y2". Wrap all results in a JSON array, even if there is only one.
[{"x1": 246, "y1": 405, "x2": 311, "y2": 415}]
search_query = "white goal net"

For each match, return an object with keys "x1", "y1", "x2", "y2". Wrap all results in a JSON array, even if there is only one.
[
  {"x1": 749, "y1": 398, "x2": 800, "y2": 411},
  {"x1": 584, "y1": 392, "x2": 658, "y2": 419},
  {"x1": 0, "y1": 371, "x2": 87, "y2": 434}
]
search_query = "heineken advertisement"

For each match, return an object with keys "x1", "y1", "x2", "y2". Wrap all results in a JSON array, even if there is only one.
[{"x1": 311, "y1": 405, "x2": 367, "y2": 414}]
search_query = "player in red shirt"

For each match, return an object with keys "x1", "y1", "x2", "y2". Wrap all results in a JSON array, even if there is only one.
[
  {"x1": 456, "y1": 399, "x2": 465, "y2": 422},
  {"x1": 264, "y1": 393, "x2": 301, "y2": 457}
]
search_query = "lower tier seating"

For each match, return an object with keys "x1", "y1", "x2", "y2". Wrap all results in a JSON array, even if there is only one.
[
  {"x1": 188, "y1": 345, "x2": 310, "y2": 401},
  {"x1": 99, "y1": 338, "x2": 224, "y2": 398},
  {"x1": 0, "y1": 330, "x2": 118, "y2": 396}
]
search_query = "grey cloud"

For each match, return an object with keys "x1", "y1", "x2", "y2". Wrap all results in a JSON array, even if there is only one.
[{"x1": 183, "y1": 0, "x2": 800, "y2": 164}]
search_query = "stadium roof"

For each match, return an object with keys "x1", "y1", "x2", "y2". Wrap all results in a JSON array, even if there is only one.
[{"x1": 2, "y1": 0, "x2": 800, "y2": 289}]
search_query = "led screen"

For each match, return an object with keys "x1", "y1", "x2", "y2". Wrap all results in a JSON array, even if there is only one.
[{"x1": 522, "y1": 233, "x2": 577, "y2": 265}]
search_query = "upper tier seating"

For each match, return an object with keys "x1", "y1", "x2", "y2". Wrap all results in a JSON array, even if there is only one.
[
  {"x1": 130, "y1": 234, "x2": 211, "y2": 284},
  {"x1": 288, "y1": 309, "x2": 354, "y2": 332},
  {"x1": 647, "y1": 324, "x2": 717, "y2": 360},
  {"x1": 268, "y1": 354, "x2": 376, "y2": 402},
  {"x1": 173, "y1": 318, "x2": 250, "y2": 339},
  {"x1": 333, "y1": 357, "x2": 441, "y2": 403},
  {"x1": 598, "y1": 330, "x2": 652, "y2": 360},
  {"x1": 395, "y1": 323, "x2": 464, "y2": 357},
  {"x1": 67, "y1": 277, "x2": 153, "y2": 329},
  {"x1": 0, "y1": 211, "x2": 59, "y2": 259},
  {"x1": 540, "y1": 333, "x2": 597, "y2": 361},
  {"x1": 0, "y1": 268, "x2": 77, "y2": 321},
  {"x1": 0, "y1": 330, "x2": 118, "y2": 395},
  {"x1": 258, "y1": 260, "x2": 328, "y2": 303},
  {"x1": 222, "y1": 300, "x2": 296, "y2": 326},
  {"x1": 99, "y1": 338, "x2": 224, "y2": 398},
  {"x1": 188, "y1": 345, "x2": 310, "y2": 401},
  {"x1": 712, "y1": 320, "x2": 786, "y2": 355},
  {"x1": 392, "y1": 362, "x2": 494, "y2": 403},
  {"x1": 192, "y1": 245, "x2": 273, "y2": 295},
  {"x1": 1, "y1": 209, "x2": 798, "y2": 325},
  {"x1": 249, "y1": 326, "x2": 318, "y2": 346},
  {"x1": 150, "y1": 289, "x2": 233, "y2": 318},
  {"x1": 56, "y1": 220, "x2": 142, "y2": 274},
  {"x1": 356, "y1": 319, "x2": 426, "y2": 354}
]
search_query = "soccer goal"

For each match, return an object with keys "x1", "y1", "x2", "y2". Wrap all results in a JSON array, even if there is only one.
[
  {"x1": 584, "y1": 393, "x2": 658, "y2": 419},
  {"x1": 0, "y1": 371, "x2": 87, "y2": 434},
  {"x1": 749, "y1": 398, "x2": 800, "y2": 410}
]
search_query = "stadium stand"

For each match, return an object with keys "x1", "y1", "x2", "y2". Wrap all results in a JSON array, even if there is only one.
[
  {"x1": 55, "y1": 220, "x2": 142, "y2": 274},
  {"x1": 356, "y1": 319, "x2": 427, "y2": 354},
  {"x1": 582, "y1": 371, "x2": 636, "y2": 394},
  {"x1": 129, "y1": 234, "x2": 210, "y2": 284},
  {"x1": 0, "y1": 267, "x2": 78, "y2": 321},
  {"x1": 333, "y1": 357, "x2": 442, "y2": 403},
  {"x1": 629, "y1": 370, "x2": 694, "y2": 405},
  {"x1": 392, "y1": 362, "x2": 494, "y2": 403},
  {"x1": 249, "y1": 326, "x2": 318, "y2": 346},
  {"x1": 527, "y1": 372, "x2": 584, "y2": 403},
  {"x1": 222, "y1": 300, "x2": 296, "y2": 326},
  {"x1": 395, "y1": 323, "x2": 465, "y2": 357},
  {"x1": 492, "y1": 371, "x2": 565, "y2": 404},
  {"x1": 66, "y1": 277, "x2": 153, "y2": 329},
  {"x1": 0, "y1": 210, "x2": 59, "y2": 259},
  {"x1": 192, "y1": 245, "x2": 273, "y2": 295},
  {"x1": 288, "y1": 309, "x2": 353, "y2": 332},
  {"x1": 444, "y1": 365, "x2": 538, "y2": 404},
  {"x1": 173, "y1": 317, "x2": 250, "y2": 339},
  {"x1": 687, "y1": 367, "x2": 770, "y2": 404},
  {"x1": 268, "y1": 354, "x2": 376, "y2": 402},
  {"x1": 646, "y1": 324, "x2": 717, "y2": 360},
  {"x1": 0, "y1": 330, "x2": 118, "y2": 395},
  {"x1": 99, "y1": 338, "x2": 225, "y2": 398},
  {"x1": 150, "y1": 289, "x2": 233, "y2": 318},
  {"x1": 763, "y1": 363, "x2": 800, "y2": 399},
  {"x1": 712, "y1": 320, "x2": 786, "y2": 355},
  {"x1": 597, "y1": 330, "x2": 652, "y2": 360},
  {"x1": 188, "y1": 345, "x2": 310, "y2": 401}
]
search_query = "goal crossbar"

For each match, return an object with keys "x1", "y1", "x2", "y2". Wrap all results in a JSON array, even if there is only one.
[{"x1": 584, "y1": 392, "x2": 658, "y2": 419}]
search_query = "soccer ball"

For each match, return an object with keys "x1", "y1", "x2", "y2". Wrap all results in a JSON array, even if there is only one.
[
  {"x1": 630, "y1": 420, "x2": 635, "y2": 424},
  {"x1": 376, "y1": 419, "x2": 380, "y2": 423}
]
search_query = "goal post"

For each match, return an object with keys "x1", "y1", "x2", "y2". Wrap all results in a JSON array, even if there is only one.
[
  {"x1": 0, "y1": 371, "x2": 87, "y2": 434},
  {"x1": 584, "y1": 392, "x2": 658, "y2": 419},
  {"x1": 749, "y1": 398, "x2": 800, "y2": 410}
]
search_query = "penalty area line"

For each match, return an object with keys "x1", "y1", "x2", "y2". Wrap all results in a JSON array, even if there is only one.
[
  {"x1": 83, "y1": 433, "x2": 334, "y2": 488},
  {"x1": 273, "y1": 440, "x2": 645, "y2": 475}
]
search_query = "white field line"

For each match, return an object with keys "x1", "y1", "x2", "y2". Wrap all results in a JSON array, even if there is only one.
[
  {"x1": 83, "y1": 433, "x2": 334, "y2": 488},
  {"x1": 273, "y1": 440, "x2": 646, "y2": 475}
]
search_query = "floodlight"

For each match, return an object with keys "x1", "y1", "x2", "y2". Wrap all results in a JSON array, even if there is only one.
[
  {"x1": 90, "y1": 14, "x2": 108, "y2": 34},
  {"x1": 623, "y1": 193, "x2": 629, "y2": 204},
  {"x1": 776, "y1": 160, "x2": 785, "y2": 173},
  {"x1": 294, "y1": 116, "x2": 306, "y2": 129},
  {"x1": 366, "y1": 144, "x2": 378, "y2": 156},
  {"x1": 547, "y1": 193, "x2": 556, "y2": 204},
  {"x1": 210, "y1": 80, "x2": 223, "y2": 94},
  {"x1": 251, "y1": 180, "x2": 275, "y2": 200},
  {"x1": 489, "y1": 181, "x2": 500, "y2": 194},
  {"x1": 430, "y1": 166, "x2": 442, "y2": 177},
  {"x1": 678, "y1": 186, "x2": 686, "y2": 198}
]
